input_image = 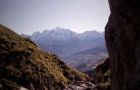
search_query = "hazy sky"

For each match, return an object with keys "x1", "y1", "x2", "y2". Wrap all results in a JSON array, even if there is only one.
[{"x1": 0, "y1": 0, "x2": 110, "y2": 35}]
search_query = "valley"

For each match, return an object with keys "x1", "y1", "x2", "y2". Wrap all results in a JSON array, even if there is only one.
[{"x1": 23, "y1": 27, "x2": 108, "y2": 72}]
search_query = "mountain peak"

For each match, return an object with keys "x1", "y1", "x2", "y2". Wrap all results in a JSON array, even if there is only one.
[
  {"x1": 29, "y1": 28, "x2": 103, "y2": 41},
  {"x1": 55, "y1": 27, "x2": 64, "y2": 30},
  {"x1": 51, "y1": 27, "x2": 74, "y2": 33}
]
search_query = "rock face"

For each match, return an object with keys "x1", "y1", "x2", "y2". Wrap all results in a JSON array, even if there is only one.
[{"x1": 105, "y1": 0, "x2": 140, "y2": 90}]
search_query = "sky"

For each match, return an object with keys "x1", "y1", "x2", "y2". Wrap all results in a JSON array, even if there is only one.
[{"x1": 0, "y1": 0, "x2": 110, "y2": 35}]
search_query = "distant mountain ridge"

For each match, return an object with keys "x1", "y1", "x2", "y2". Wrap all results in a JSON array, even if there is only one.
[
  {"x1": 31, "y1": 28, "x2": 103, "y2": 42},
  {"x1": 31, "y1": 27, "x2": 76, "y2": 41},
  {"x1": 26, "y1": 27, "x2": 105, "y2": 56},
  {"x1": 23, "y1": 27, "x2": 108, "y2": 71}
]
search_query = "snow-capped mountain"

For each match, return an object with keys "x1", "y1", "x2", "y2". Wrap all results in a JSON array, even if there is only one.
[{"x1": 31, "y1": 27, "x2": 76, "y2": 41}]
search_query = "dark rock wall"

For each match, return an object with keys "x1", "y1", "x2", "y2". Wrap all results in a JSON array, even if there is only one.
[{"x1": 105, "y1": 0, "x2": 140, "y2": 90}]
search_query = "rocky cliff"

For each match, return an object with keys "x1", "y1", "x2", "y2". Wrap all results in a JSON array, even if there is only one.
[{"x1": 105, "y1": 0, "x2": 140, "y2": 90}]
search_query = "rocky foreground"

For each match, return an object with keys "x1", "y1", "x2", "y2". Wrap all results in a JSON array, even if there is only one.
[{"x1": 64, "y1": 81, "x2": 96, "y2": 90}]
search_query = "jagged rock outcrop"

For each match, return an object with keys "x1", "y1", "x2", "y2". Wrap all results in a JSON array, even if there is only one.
[{"x1": 105, "y1": 0, "x2": 140, "y2": 90}]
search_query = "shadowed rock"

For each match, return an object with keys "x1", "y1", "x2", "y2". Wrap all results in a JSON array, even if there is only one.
[{"x1": 105, "y1": 0, "x2": 140, "y2": 90}]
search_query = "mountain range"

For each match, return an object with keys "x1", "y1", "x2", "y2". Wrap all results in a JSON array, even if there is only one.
[{"x1": 23, "y1": 27, "x2": 108, "y2": 71}]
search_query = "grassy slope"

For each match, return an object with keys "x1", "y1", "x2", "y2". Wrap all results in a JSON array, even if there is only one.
[{"x1": 0, "y1": 25, "x2": 89, "y2": 90}]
